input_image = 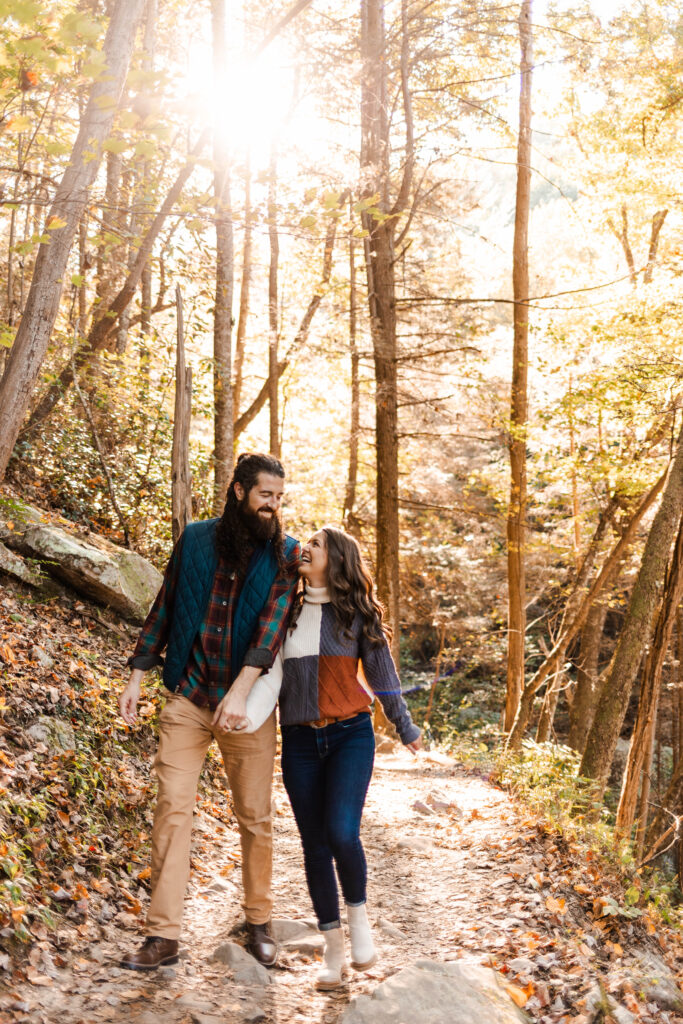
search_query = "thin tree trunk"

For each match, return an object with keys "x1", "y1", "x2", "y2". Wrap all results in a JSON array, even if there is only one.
[
  {"x1": 634, "y1": 707, "x2": 659, "y2": 860},
  {"x1": 21, "y1": 131, "x2": 208, "y2": 436},
  {"x1": 138, "y1": 0, "x2": 157, "y2": 392},
  {"x1": 360, "y1": 0, "x2": 414, "y2": 667},
  {"x1": 508, "y1": 473, "x2": 667, "y2": 749},
  {"x1": 581, "y1": 423, "x2": 683, "y2": 797},
  {"x1": 504, "y1": 0, "x2": 533, "y2": 732},
  {"x1": 424, "y1": 622, "x2": 447, "y2": 725},
  {"x1": 172, "y1": 285, "x2": 192, "y2": 543},
  {"x1": 567, "y1": 598, "x2": 609, "y2": 752},
  {"x1": 607, "y1": 204, "x2": 637, "y2": 287},
  {"x1": 616, "y1": 513, "x2": 683, "y2": 837},
  {"x1": 233, "y1": 151, "x2": 252, "y2": 424},
  {"x1": 234, "y1": 215, "x2": 338, "y2": 441},
  {"x1": 267, "y1": 145, "x2": 280, "y2": 457},
  {"x1": 0, "y1": 0, "x2": 145, "y2": 483},
  {"x1": 211, "y1": 0, "x2": 234, "y2": 511},
  {"x1": 643, "y1": 209, "x2": 668, "y2": 284},
  {"x1": 343, "y1": 201, "x2": 360, "y2": 535}
]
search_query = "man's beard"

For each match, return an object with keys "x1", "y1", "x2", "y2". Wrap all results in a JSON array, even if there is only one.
[{"x1": 238, "y1": 501, "x2": 281, "y2": 543}]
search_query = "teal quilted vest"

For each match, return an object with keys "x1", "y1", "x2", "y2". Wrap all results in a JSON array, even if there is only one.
[{"x1": 162, "y1": 518, "x2": 298, "y2": 692}]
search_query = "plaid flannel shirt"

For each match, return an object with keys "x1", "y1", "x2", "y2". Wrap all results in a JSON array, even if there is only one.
[{"x1": 129, "y1": 533, "x2": 301, "y2": 710}]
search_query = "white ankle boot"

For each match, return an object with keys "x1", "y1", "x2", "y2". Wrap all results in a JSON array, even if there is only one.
[
  {"x1": 316, "y1": 926, "x2": 347, "y2": 990},
  {"x1": 346, "y1": 903, "x2": 377, "y2": 971}
]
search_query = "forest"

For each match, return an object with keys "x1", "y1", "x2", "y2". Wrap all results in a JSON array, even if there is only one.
[{"x1": 1, "y1": 0, "x2": 683, "y2": 1020}]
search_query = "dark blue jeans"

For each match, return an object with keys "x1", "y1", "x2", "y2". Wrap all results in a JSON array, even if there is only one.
[{"x1": 281, "y1": 712, "x2": 375, "y2": 930}]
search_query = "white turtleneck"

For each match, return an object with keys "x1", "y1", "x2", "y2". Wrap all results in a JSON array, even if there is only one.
[{"x1": 303, "y1": 584, "x2": 330, "y2": 605}]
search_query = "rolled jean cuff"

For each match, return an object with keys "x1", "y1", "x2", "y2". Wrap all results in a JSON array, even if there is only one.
[
  {"x1": 345, "y1": 899, "x2": 366, "y2": 908},
  {"x1": 319, "y1": 919, "x2": 342, "y2": 932}
]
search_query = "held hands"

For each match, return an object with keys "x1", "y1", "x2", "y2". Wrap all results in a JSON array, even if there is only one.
[
  {"x1": 118, "y1": 670, "x2": 143, "y2": 726},
  {"x1": 211, "y1": 664, "x2": 262, "y2": 733},
  {"x1": 211, "y1": 688, "x2": 248, "y2": 733}
]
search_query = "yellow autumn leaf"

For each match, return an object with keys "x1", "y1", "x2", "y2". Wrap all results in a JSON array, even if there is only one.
[{"x1": 46, "y1": 215, "x2": 67, "y2": 230}]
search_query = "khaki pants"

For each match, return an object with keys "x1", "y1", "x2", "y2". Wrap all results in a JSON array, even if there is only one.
[{"x1": 144, "y1": 691, "x2": 276, "y2": 940}]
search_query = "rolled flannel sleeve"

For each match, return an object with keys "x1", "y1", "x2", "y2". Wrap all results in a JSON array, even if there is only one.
[
  {"x1": 243, "y1": 540, "x2": 302, "y2": 670},
  {"x1": 360, "y1": 632, "x2": 421, "y2": 745},
  {"x1": 126, "y1": 534, "x2": 183, "y2": 670}
]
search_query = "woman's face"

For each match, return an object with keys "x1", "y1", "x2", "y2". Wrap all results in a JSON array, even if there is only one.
[{"x1": 299, "y1": 530, "x2": 329, "y2": 586}]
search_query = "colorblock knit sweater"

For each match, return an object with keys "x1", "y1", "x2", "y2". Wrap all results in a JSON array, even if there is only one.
[{"x1": 278, "y1": 585, "x2": 420, "y2": 745}]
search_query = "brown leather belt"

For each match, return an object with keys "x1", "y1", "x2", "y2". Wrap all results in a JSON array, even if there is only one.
[{"x1": 304, "y1": 712, "x2": 361, "y2": 729}]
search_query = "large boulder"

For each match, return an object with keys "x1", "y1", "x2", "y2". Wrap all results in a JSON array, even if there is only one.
[
  {"x1": 341, "y1": 960, "x2": 529, "y2": 1024},
  {"x1": 0, "y1": 500, "x2": 161, "y2": 623}
]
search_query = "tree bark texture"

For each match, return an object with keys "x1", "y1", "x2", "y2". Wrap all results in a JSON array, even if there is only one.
[
  {"x1": 211, "y1": 0, "x2": 234, "y2": 511},
  {"x1": 0, "y1": 0, "x2": 145, "y2": 482},
  {"x1": 172, "y1": 285, "x2": 192, "y2": 543},
  {"x1": 504, "y1": 0, "x2": 533, "y2": 732},
  {"x1": 616, "y1": 512, "x2": 683, "y2": 838},
  {"x1": 581, "y1": 423, "x2": 683, "y2": 796},
  {"x1": 567, "y1": 598, "x2": 609, "y2": 752}
]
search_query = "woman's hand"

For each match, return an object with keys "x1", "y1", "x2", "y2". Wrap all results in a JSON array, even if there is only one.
[
  {"x1": 118, "y1": 670, "x2": 143, "y2": 726},
  {"x1": 405, "y1": 735, "x2": 422, "y2": 754}
]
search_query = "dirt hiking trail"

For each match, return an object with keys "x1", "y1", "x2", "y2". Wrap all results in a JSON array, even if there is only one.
[{"x1": 3, "y1": 746, "x2": 683, "y2": 1024}]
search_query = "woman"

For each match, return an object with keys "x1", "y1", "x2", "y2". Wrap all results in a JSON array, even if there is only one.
[{"x1": 277, "y1": 527, "x2": 421, "y2": 990}]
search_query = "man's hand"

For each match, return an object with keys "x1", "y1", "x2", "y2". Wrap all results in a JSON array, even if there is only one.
[
  {"x1": 211, "y1": 665, "x2": 262, "y2": 733},
  {"x1": 119, "y1": 669, "x2": 143, "y2": 726}
]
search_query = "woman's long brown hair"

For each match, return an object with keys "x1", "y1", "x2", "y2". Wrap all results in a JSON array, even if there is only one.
[{"x1": 290, "y1": 527, "x2": 391, "y2": 647}]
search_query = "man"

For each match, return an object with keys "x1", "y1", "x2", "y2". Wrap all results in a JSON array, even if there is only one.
[{"x1": 118, "y1": 453, "x2": 300, "y2": 971}]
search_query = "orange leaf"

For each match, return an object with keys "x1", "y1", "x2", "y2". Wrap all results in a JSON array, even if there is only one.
[
  {"x1": 137, "y1": 866, "x2": 151, "y2": 881},
  {"x1": 505, "y1": 983, "x2": 530, "y2": 1008},
  {"x1": 57, "y1": 810, "x2": 70, "y2": 826},
  {"x1": 546, "y1": 895, "x2": 567, "y2": 915}
]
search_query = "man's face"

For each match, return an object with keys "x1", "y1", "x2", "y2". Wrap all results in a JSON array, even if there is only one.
[{"x1": 234, "y1": 472, "x2": 285, "y2": 540}]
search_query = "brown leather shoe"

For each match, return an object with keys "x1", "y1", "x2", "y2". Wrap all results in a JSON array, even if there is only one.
[
  {"x1": 245, "y1": 921, "x2": 277, "y2": 966},
  {"x1": 120, "y1": 936, "x2": 179, "y2": 971}
]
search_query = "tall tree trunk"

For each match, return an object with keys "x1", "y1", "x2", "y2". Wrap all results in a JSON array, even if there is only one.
[
  {"x1": 567, "y1": 598, "x2": 609, "y2": 752},
  {"x1": 267, "y1": 145, "x2": 280, "y2": 457},
  {"x1": 0, "y1": 0, "x2": 145, "y2": 483},
  {"x1": 504, "y1": 0, "x2": 533, "y2": 732},
  {"x1": 233, "y1": 151, "x2": 252, "y2": 424},
  {"x1": 343, "y1": 202, "x2": 360, "y2": 535},
  {"x1": 616, "y1": 513, "x2": 683, "y2": 838},
  {"x1": 581, "y1": 423, "x2": 683, "y2": 797},
  {"x1": 360, "y1": 0, "x2": 414, "y2": 665},
  {"x1": 211, "y1": 0, "x2": 234, "y2": 511},
  {"x1": 172, "y1": 286, "x2": 192, "y2": 543}
]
